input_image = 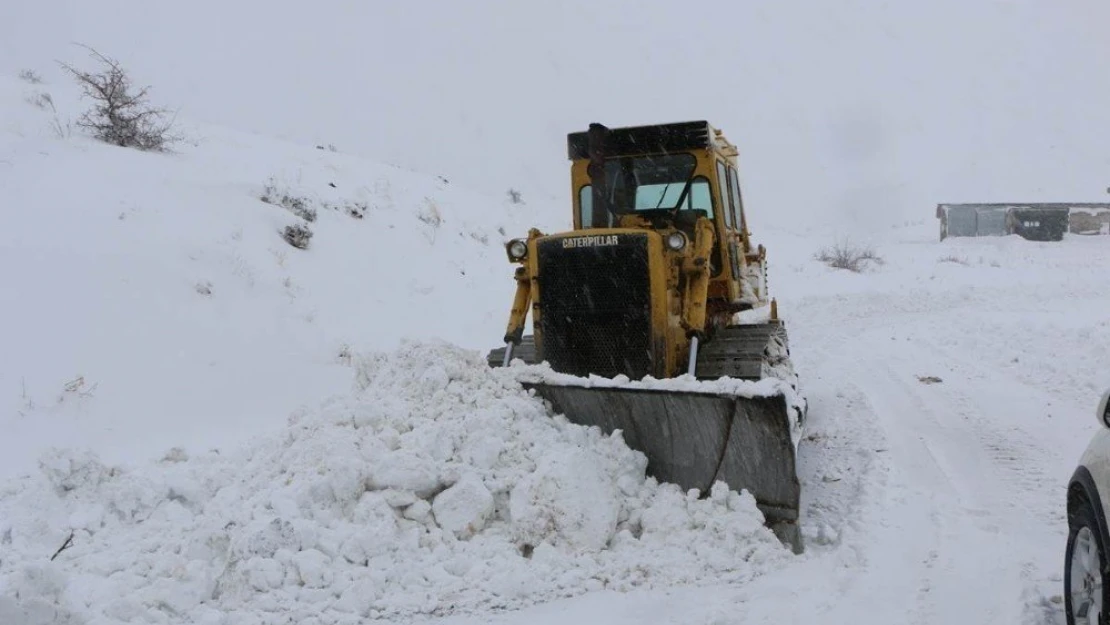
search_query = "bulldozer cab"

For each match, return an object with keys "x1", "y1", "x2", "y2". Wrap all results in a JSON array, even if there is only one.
[{"x1": 569, "y1": 121, "x2": 763, "y2": 307}]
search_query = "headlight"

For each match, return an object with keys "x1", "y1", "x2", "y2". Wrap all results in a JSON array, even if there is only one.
[
  {"x1": 507, "y1": 239, "x2": 528, "y2": 261},
  {"x1": 665, "y1": 231, "x2": 688, "y2": 251}
]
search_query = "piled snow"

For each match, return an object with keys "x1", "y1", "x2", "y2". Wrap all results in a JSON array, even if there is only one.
[{"x1": 0, "y1": 342, "x2": 791, "y2": 624}]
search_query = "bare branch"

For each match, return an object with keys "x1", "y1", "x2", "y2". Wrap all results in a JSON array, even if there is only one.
[
  {"x1": 50, "y1": 531, "x2": 75, "y2": 561},
  {"x1": 18, "y1": 69, "x2": 43, "y2": 84},
  {"x1": 57, "y1": 44, "x2": 181, "y2": 151},
  {"x1": 814, "y1": 239, "x2": 884, "y2": 273}
]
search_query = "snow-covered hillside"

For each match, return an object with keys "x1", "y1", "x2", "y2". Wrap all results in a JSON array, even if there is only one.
[{"x1": 0, "y1": 72, "x2": 560, "y2": 481}]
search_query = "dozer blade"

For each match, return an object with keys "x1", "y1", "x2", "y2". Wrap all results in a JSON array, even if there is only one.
[
  {"x1": 521, "y1": 381, "x2": 802, "y2": 553},
  {"x1": 488, "y1": 324, "x2": 805, "y2": 552}
]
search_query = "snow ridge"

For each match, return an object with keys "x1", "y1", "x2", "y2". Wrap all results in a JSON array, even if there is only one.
[{"x1": 0, "y1": 341, "x2": 791, "y2": 624}]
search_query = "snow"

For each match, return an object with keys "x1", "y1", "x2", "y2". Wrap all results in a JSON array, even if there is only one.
[
  {"x1": 4, "y1": 9, "x2": 1110, "y2": 623},
  {"x1": 0, "y1": 342, "x2": 790, "y2": 623}
]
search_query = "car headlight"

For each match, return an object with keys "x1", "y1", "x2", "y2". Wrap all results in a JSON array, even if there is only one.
[
  {"x1": 665, "y1": 231, "x2": 688, "y2": 251},
  {"x1": 507, "y1": 239, "x2": 528, "y2": 261}
]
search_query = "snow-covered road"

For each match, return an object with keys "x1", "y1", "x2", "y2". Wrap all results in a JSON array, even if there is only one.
[
  {"x1": 716, "y1": 250, "x2": 1104, "y2": 625},
  {"x1": 754, "y1": 305, "x2": 1073, "y2": 624}
]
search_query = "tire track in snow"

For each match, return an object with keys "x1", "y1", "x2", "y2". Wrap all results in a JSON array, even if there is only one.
[
  {"x1": 845, "y1": 357, "x2": 1020, "y2": 625},
  {"x1": 722, "y1": 338, "x2": 951, "y2": 624},
  {"x1": 843, "y1": 322, "x2": 1073, "y2": 624},
  {"x1": 754, "y1": 267, "x2": 1104, "y2": 624},
  {"x1": 752, "y1": 315, "x2": 1040, "y2": 623},
  {"x1": 794, "y1": 341, "x2": 886, "y2": 552},
  {"x1": 793, "y1": 287, "x2": 1094, "y2": 531},
  {"x1": 925, "y1": 337, "x2": 1089, "y2": 522},
  {"x1": 728, "y1": 320, "x2": 1046, "y2": 624}
]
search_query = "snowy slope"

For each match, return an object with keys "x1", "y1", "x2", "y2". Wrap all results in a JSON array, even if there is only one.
[
  {"x1": 0, "y1": 72, "x2": 559, "y2": 481},
  {"x1": 5, "y1": 42, "x2": 1110, "y2": 625}
]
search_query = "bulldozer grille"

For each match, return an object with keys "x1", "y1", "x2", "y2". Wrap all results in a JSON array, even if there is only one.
[{"x1": 536, "y1": 234, "x2": 653, "y2": 379}]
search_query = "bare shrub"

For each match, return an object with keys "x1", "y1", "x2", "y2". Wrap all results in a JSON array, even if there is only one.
[
  {"x1": 18, "y1": 69, "x2": 43, "y2": 84},
  {"x1": 507, "y1": 188, "x2": 523, "y2": 204},
  {"x1": 321, "y1": 199, "x2": 366, "y2": 220},
  {"x1": 418, "y1": 198, "x2": 442, "y2": 228},
  {"x1": 59, "y1": 45, "x2": 180, "y2": 151},
  {"x1": 938, "y1": 254, "x2": 969, "y2": 266},
  {"x1": 337, "y1": 343, "x2": 354, "y2": 366},
  {"x1": 261, "y1": 177, "x2": 317, "y2": 222},
  {"x1": 283, "y1": 223, "x2": 314, "y2": 250},
  {"x1": 814, "y1": 240, "x2": 884, "y2": 273},
  {"x1": 25, "y1": 91, "x2": 54, "y2": 110},
  {"x1": 51, "y1": 117, "x2": 73, "y2": 139},
  {"x1": 59, "y1": 375, "x2": 98, "y2": 402},
  {"x1": 21, "y1": 89, "x2": 70, "y2": 138},
  {"x1": 17, "y1": 377, "x2": 36, "y2": 416},
  {"x1": 417, "y1": 198, "x2": 443, "y2": 243},
  {"x1": 341, "y1": 201, "x2": 366, "y2": 220}
]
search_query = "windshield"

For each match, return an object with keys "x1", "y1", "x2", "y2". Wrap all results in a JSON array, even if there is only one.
[{"x1": 579, "y1": 153, "x2": 713, "y2": 227}]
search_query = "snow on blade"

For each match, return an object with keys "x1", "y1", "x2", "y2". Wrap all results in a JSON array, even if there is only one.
[
  {"x1": 505, "y1": 359, "x2": 808, "y2": 450},
  {"x1": 0, "y1": 341, "x2": 792, "y2": 623}
]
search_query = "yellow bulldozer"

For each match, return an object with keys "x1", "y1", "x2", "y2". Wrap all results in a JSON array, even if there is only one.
[{"x1": 487, "y1": 120, "x2": 808, "y2": 552}]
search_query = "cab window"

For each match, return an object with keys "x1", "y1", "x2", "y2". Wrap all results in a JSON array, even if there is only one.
[
  {"x1": 618, "y1": 176, "x2": 712, "y2": 215},
  {"x1": 590, "y1": 154, "x2": 713, "y2": 216},
  {"x1": 579, "y1": 185, "x2": 614, "y2": 228},
  {"x1": 579, "y1": 177, "x2": 712, "y2": 227},
  {"x1": 678, "y1": 177, "x2": 713, "y2": 216},
  {"x1": 727, "y1": 166, "x2": 745, "y2": 230},
  {"x1": 716, "y1": 161, "x2": 735, "y2": 230}
]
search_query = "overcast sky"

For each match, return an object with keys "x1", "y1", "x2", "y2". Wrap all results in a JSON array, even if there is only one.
[{"x1": 4, "y1": 0, "x2": 1108, "y2": 231}]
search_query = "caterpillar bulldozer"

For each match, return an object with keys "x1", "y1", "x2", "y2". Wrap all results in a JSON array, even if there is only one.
[{"x1": 487, "y1": 121, "x2": 808, "y2": 552}]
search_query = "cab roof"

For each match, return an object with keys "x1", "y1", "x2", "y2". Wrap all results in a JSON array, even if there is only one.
[{"x1": 566, "y1": 120, "x2": 737, "y2": 160}]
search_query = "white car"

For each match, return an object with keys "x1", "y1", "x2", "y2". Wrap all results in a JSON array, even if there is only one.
[{"x1": 1067, "y1": 388, "x2": 1110, "y2": 625}]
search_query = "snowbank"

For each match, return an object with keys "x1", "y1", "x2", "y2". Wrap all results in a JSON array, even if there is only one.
[{"x1": 0, "y1": 342, "x2": 791, "y2": 623}]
